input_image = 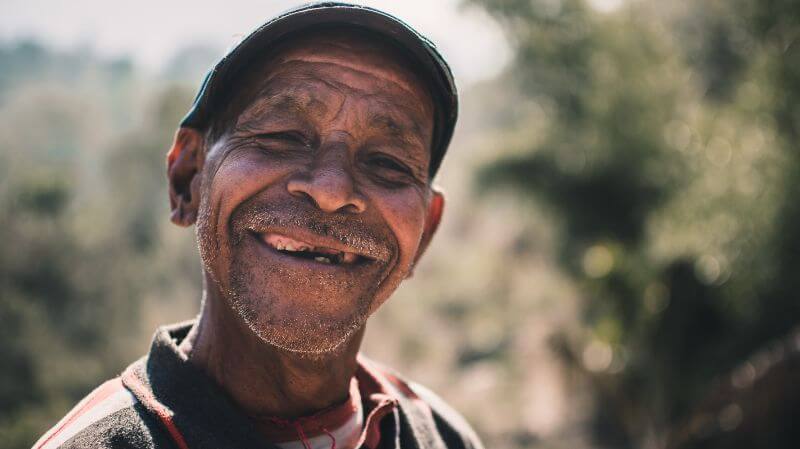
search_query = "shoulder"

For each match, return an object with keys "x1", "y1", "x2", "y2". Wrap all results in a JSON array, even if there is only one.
[
  {"x1": 405, "y1": 380, "x2": 485, "y2": 449},
  {"x1": 31, "y1": 377, "x2": 171, "y2": 449},
  {"x1": 360, "y1": 357, "x2": 484, "y2": 449}
]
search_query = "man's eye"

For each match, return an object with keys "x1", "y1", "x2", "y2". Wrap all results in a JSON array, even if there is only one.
[
  {"x1": 253, "y1": 131, "x2": 311, "y2": 148},
  {"x1": 249, "y1": 132, "x2": 312, "y2": 157},
  {"x1": 369, "y1": 155, "x2": 410, "y2": 174}
]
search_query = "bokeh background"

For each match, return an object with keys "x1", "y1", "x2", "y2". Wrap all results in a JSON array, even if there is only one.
[{"x1": 2, "y1": 0, "x2": 800, "y2": 448}]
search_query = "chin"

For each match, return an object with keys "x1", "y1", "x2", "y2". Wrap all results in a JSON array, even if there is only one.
[
  {"x1": 225, "y1": 261, "x2": 377, "y2": 355},
  {"x1": 231, "y1": 291, "x2": 368, "y2": 355},
  {"x1": 252, "y1": 316, "x2": 363, "y2": 355}
]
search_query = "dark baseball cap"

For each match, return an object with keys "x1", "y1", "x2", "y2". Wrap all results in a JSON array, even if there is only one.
[{"x1": 179, "y1": 1, "x2": 458, "y2": 177}]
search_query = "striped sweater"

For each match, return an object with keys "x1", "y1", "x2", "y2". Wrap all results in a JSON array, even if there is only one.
[{"x1": 33, "y1": 321, "x2": 484, "y2": 449}]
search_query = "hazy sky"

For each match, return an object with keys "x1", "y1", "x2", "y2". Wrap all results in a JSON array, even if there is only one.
[{"x1": 2, "y1": 0, "x2": 511, "y2": 87}]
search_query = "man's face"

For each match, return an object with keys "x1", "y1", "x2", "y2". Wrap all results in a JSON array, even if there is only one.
[{"x1": 193, "y1": 32, "x2": 436, "y2": 354}]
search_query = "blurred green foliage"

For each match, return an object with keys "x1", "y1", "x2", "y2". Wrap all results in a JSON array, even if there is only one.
[
  {"x1": 467, "y1": 0, "x2": 800, "y2": 447},
  {"x1": 0, "y1": 41, "x2": 201, "y2": 448},
  {"x1": 1, "y1": 1, "x2": 799, "y2": 448}
]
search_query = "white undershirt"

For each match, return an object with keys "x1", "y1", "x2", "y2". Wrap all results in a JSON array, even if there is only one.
[{"x1": 274, "y1": 398, "x2": 364, "y2": 449}]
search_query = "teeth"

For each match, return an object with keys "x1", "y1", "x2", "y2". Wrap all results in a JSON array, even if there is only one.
[{"x1": 261, "y1": 233, "x2": 361, "y2": 265}]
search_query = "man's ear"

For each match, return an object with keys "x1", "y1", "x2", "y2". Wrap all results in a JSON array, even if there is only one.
[
  {"x1": 167, "y1": 127, "x2": 205, "y2": 227},
  {"x1": 410, "y1": 188, "x2": 445, "y2": 273}
]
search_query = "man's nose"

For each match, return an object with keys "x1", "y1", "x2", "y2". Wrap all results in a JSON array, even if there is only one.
[{"x1": 286, "y1": 149, "x2": 367, "y2": 214}]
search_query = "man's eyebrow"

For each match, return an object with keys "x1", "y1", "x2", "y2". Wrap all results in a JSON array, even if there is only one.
[
  {"x1": 235, "y1": 83, "x2": 325, "y2": 130},
  {"x1": 368, "y1": 112, "x2": 426, "y2": 148}
]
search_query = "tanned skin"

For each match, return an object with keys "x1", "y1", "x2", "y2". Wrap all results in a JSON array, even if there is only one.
[{"x1": 164, "y1": 29, "x2": 446, "y2": 432}]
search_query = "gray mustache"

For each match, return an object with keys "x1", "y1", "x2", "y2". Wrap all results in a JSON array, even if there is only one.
[{"x1": 231, "y1": 199, "x2": 393, "y2": 261}]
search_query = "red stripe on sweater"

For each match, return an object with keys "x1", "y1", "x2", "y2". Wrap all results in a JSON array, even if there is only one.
[{"x1": 121, "y1": 372, "x2": 190, "y2": 449}]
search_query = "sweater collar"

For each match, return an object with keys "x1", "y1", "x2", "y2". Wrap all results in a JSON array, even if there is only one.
[{"x1": 122, "y1": 320, "x2": 446, "y2": 449}]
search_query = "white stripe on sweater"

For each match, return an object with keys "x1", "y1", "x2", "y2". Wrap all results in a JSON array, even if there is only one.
[{"x1": 34, "y1": 388, "x2": 137, "y2": 449}]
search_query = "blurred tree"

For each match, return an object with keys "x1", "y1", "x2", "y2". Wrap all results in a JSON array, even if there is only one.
[
  {"x1": 0, "y1": 43, "x2": 199, "y2": 449},
  {"x1": 469, "y1": 0, "x2": 800, "y2": 447}
]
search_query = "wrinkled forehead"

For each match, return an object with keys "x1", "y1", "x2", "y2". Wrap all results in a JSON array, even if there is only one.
[
  {"x1": 219, "y1": 27, "x2": 436, "y2": 134},
  {"x1": 266, "y1": 28, "x2": 434, "y2": 102}
]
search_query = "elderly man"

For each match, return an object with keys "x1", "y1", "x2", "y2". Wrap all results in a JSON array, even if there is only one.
[{"x1": 34, "y1": 3, "x2": 481, "y2": 449}]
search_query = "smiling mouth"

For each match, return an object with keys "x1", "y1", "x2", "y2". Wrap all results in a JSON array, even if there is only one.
[{"x1": 255, "y1": 232, "x2": 366, "y2": 266}]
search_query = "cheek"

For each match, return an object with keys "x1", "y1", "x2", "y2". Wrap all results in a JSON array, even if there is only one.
[
  {"x1": 200, "y1": 150, "x2": 293, "y2": 282},
  {"x1": 363, "y1": 188, "x2": 427, "y2": 315},
  {"x1": 372, "y1": 187, "x2": 428, "y2": 268}
]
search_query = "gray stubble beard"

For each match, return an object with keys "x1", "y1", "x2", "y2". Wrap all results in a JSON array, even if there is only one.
[
  {"x1": 194, "y1": 189, "x2": 387, "y2": 355},
  {"x1": 225, "y1": 262, "x2": 377, "y2": 355}
]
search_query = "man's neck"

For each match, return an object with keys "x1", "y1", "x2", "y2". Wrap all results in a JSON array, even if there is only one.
[{"x1": 178, "y1": 285, "x2": 364, "y2": 419}]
